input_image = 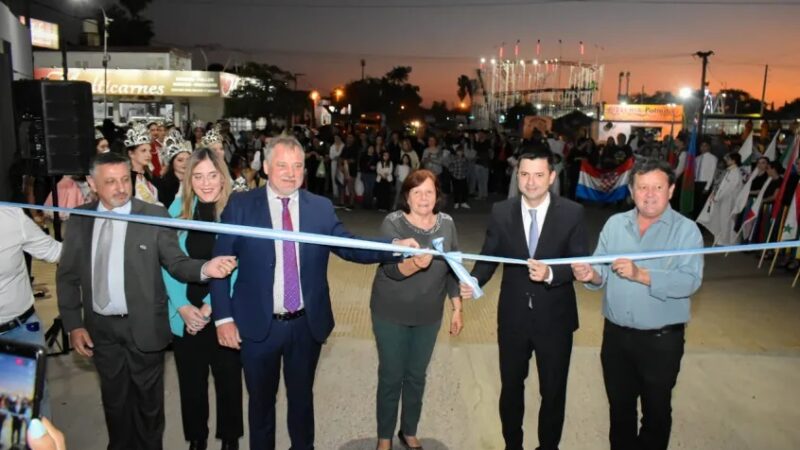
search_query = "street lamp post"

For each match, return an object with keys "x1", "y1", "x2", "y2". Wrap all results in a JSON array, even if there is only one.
[
  {"x1": 309, "y1": 90, "x2": 319, "y2": 128},
  {"x1": 100, "y1": 6, "x2": 111, "y2": 119}
]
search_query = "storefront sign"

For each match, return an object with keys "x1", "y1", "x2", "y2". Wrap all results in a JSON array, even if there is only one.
[
  {"x1": 603, "y1": 104, "x2": 683, "y2": 123},
  {"x1": 20, "y1": 17, "x2": 60, "y2": 50},
  {"x1": 33, "y1": 68, "x2": 241, "y2": 98}
]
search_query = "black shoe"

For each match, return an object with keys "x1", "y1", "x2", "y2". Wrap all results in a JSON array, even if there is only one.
[
  {"x1": 188, "y1": 439, "x2": 207, "y2": 450},
  {"x1": 397, "y1": 430, "x2": 423, "y2": 450},
  {"x1": 220, "y1": 439, "x2": 239, "y2": 450}
]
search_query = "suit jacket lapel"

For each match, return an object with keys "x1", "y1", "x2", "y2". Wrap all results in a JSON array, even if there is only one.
[
  {"x1": 297, "y1": 190, "x2": 311, "y2": 282},
  {"x1": 83, "y1": 201, "x2": 99, "y2": 292},
  {"x1": 510, "y1": 197, "x2": 530, "y2": 260},
  {"x1": 536, "y1": 196, "x2": 559, "y2": 259},
  {"x1": 253, "y1": 188, "x2": 275, "y2": 264}
]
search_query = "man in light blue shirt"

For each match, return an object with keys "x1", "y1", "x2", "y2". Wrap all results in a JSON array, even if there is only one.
[{"x1": 572, "y1": 158, "x2": 703, "y2": 450}]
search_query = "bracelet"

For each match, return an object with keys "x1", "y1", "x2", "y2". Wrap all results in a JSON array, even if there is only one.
[
  {"x1": 452, "y1": 308, "x2": 462, "y2": 312},
  {"x1": 411, "y1": 259, "x2": 423, "y2": 269}
]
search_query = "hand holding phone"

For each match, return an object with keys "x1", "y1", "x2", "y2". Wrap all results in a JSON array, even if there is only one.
[
  {"x1": 0, "y1": 338, "x2": 47, "y2": 449},
  {"x1": 28, "y1": 417, "x2": 66, "y2": 450}
]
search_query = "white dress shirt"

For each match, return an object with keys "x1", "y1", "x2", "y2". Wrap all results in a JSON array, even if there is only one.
[
  {"x1": 695, "y1": 152, "x2": 718, "y2": 187},
  {"x1": 0, "y1": 207, "x2": 62, "y2": 324},
  {"x1": 520, "y1": 194, "x2": 554, "y2": 284},
  {"x1": 91, "y1": 201, "x2": 131, "y2": 315},
  {"x1": 266, "y1": 186, "x2": 305, "y2": 314}
]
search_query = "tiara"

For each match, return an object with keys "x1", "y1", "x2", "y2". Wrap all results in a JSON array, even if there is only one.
[
  {"x1": 124, "y1": 123, "x2": 152, "y2": 148},
  {"x1": 201, "y1": 128, "x2": 224, "y2": 147},
  {"x1": 162, "y1": 129, "x2": 192, "y2": 162},
  {"x1": 94, "y1": 129, "x2": 105, "y2": 140}
]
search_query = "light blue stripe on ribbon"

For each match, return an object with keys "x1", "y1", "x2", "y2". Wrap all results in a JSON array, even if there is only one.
[
  {"x1": 432, "y1": 237, "x2": 484, "y2": 299},
  {"x1": 2, "y1": 202, "x2": 799, "y2": 301}
]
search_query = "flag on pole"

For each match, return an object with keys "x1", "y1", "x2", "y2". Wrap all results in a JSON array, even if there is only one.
[
  {"x1": 738, "y1": 133, "x2": 754, "y2": 164},
  {"x1": 740, "y1": 178, "x2": 774, "y2": 241},
  {"x1": 771, "y1": 135, "x2": 799, "y2": 222},
  {"x1": 576, "y1": 158, "x2": 634, "y2": 203},
  {"x1": 779, "y1": 134, "x2": 796, "y2": 169},
  {"x1": 780, "y1": 184, "x2": 800, "y2": 242},
  {"x1": 763, "y1": 131, "x2": 778, "y2": 161},
  {"x1": 680, "y1": 124, "x2": 698, "y2": 216},
  {"x1": 732, "y1": 171, "x2": 757, "y2": 221}
]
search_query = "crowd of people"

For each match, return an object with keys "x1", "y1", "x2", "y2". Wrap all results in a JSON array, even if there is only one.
[{"x1": 1, "y1": 112, "x2": 797, "y2": 450}]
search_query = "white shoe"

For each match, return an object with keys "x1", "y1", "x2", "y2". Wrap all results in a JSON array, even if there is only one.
[
  {"x1": 454, "y1": 203, "x2": 460, "y2": 209},
  {"x1": 461, "y1": 203, "x2": 471, "y2": 209}
]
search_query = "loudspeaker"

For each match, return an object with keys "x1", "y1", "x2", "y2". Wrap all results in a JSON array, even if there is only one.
[
  {"x1": 14, "y1": 80, "x2": 94, "y2": 175},
  {"x1": 0, "y1": 44, "x2": 16, "y2": 201}
]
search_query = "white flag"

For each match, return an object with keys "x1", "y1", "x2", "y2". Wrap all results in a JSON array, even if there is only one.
[
  {"x1": 763, "y1": 132, "x2": 778, "y2": 161},
  {"x1": 739, "y1": 177, "x2": 772, "y2": 241},
  {"x1": 732, "y1": 171, "x2": 757, "y2": 218},
  {"x1": 738, "y1": 133, "x2": 753, "y2": 163}
]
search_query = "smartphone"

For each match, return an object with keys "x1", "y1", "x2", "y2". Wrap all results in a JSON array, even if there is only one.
[{"x1": 0, "y1": 338, "x2": 46, "y2": 448}]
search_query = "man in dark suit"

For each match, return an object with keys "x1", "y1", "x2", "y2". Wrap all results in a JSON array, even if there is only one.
[
  {"x1": 211, "y1": 136, "x2": 417, "y2": 450},
  {"x1": 462, "y1": 148, "x2": 589, "y2": 450},
  {"x1": 57, "y1": 152, "x2": 236, "y2": 450}
]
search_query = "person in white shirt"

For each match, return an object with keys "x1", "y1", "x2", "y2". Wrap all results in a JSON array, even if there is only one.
[
  {"x1": 393, "y1": 154, "x2": 412, "y2": 209},
  {"x1": 694, "y1": 140, "x2": 719, "y2": 217},
  {"x1": 0, "y1": 207, "x2": 62, "y2": 346}
]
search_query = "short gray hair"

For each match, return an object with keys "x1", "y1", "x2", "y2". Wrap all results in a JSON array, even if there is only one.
[
  {"x1": 264, "y1": 135, "x2": 305, "y2": 164},
  {"x1": 90, "y1": 152, "x2": 131, "y2": 177}
]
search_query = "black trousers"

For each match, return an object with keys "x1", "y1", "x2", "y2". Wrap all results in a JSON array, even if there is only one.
[
  {"x1": 601, "y1": 320, "x2": 685, "y2": 450},
  {"x1": 498, "y1": 325, "x2": 573, "y2": 450},
  {"x1": 452, "y1": 178, "x2": 468, "y2": 204},
  {"x1": 375, "y1": 179, "x2": 393, "y2": 211},
  {"x1": 172, "y1": 323, "x2": 244, "y2": 442},
  {"x1": 90, "y1": 314, "x2": 165, "y2": 450},
  {"x1": 693, "y1": 182, "x2": 710, "y2": 218}
]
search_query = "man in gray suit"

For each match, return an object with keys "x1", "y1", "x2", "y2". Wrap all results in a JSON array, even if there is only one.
[{"x1": 56, "y1": 152, "x2": 236, "y2": 450}]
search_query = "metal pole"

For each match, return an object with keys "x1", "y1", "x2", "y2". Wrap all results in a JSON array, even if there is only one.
[
  {"x1": 695, "y1": 51, "x2": 714, "y2": 140},
  {"x1": 60, "y1": 28, "x2": 68, "y2": 80},
  {"x1": 101, "y1": 7, "x2": 110, "y2": 119},
  {"x1": 760, "y1": 64, "x2": 768, "y2": 116}
]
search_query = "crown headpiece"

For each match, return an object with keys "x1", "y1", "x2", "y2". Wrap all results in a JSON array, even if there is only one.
[
  {"x1": 162, "y1": 129, "x2": 192, "y2": 162},
  {"x1": 94, "y1": 129, "x2": 105, "y2": 141},
  {"x1": 201, "y1": 127, "x2": 224, "y2": 147},
  {"x1": 124, "y1": 123, "x2": 152, "y2": 148}
]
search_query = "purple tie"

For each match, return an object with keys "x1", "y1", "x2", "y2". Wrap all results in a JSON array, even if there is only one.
[{"x1": 280, "y1": 197, "x2": 301, "y2": 312}]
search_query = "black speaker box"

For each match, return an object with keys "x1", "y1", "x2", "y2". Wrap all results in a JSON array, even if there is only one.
[{"x1": 14, "y1": 80, "x2": 95, "y2": 175}]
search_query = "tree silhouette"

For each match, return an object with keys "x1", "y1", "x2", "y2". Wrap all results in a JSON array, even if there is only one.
[
  {"x1": 456, "y1": 74, "x2": 474, "y2": 102},
  {"x1": 105, "y1": 0, "x2": 154, "y2": 46},
  {"x1": 344, "y1": 67, "x2": 423, "y2": 128},
  {"x1": 224, "y1": 62, "x2": 305, "y2": 125},
  {"x1": 718, "y1": 89, "x2": 763, "y2": 114}
]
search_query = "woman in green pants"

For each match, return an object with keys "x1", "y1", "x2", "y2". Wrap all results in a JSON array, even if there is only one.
[{"x1": 370, "y1": 169, "x2": 464, "y2": 450}]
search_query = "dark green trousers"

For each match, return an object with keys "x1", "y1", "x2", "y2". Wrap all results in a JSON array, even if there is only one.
[{"x1": 372, "y1": 315, "x2": 441, "y2": 439}]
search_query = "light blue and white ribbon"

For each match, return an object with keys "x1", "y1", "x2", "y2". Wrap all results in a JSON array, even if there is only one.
[{"x1": 2, "y1": 201, "x2": 799, "y2": 300}]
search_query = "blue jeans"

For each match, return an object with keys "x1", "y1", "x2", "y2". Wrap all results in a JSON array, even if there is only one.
[{"x1": 0, "y1": 311, "x2": 50, "y2": 417}]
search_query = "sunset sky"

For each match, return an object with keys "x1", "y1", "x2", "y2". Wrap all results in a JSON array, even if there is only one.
[{"x1": 36, "y1": 0, "x2": 800, "y2": 108}]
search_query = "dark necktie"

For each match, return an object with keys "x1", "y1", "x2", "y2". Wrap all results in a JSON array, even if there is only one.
[{"x1": 280, "y1": 197, "x2": 301, "y2": 312}]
